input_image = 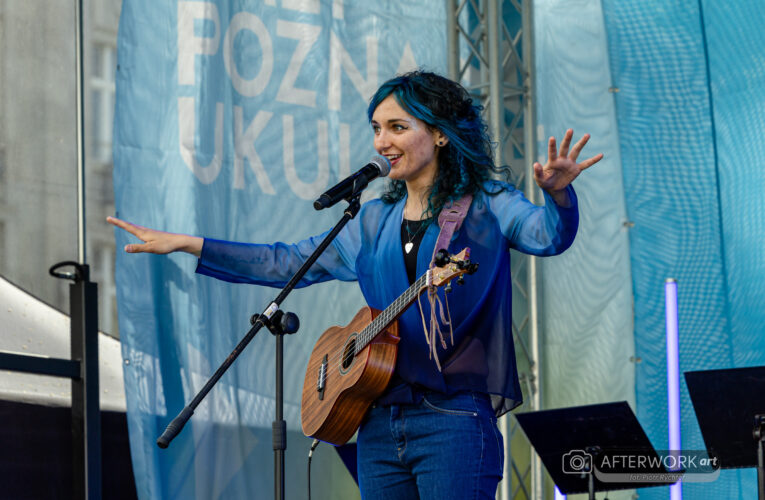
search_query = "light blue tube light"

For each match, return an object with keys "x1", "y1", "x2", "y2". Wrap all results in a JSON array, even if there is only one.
[{"x1": 665, "y1": 278, "x2": 682, "y2": 500}]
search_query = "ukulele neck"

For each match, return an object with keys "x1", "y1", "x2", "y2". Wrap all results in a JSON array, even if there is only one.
[{"x1": 353, "y1": 272, "x2": 429, "y2": 355}]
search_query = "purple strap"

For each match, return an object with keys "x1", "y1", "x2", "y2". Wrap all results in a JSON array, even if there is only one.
[
  {"x1": 419, "y1": 193, "x2": 473, "y2": 370},
  {"x1": 430, "y1": 194, "x2": 473, "y2": 266}
]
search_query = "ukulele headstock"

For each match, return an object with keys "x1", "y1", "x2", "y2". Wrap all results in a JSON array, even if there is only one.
[{"x1": 431, "y1": 248, "x2": 479, "y2": 288}]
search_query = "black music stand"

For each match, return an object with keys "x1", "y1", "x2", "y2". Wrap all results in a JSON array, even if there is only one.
[
  {"x1": 516, "y1": 401, "x2": 680, "y2": 499},
  {"x1": 685, "y1": 366, "x2": 765, "y2": 499}
]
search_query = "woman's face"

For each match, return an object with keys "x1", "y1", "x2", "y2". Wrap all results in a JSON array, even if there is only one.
[{"x1": 371, "y1": 95, "x2": 447, "y2": 187}]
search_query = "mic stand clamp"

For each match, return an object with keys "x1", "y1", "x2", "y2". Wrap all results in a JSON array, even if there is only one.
[
  {"x1": 348, "y1": 177, "x2": 369, "y2": 203},
  {"x1": 252, "y1": 310, "x2": 300, "y2": 336}
]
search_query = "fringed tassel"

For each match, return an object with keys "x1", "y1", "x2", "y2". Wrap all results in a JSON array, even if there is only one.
[{"x1": 416, "y1": 283, "x2": 455, "y2": 372}]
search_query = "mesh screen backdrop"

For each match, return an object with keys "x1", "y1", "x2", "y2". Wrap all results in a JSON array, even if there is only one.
[{"x1": 601, "y1": 0, "x2": 765, "y2": 498}]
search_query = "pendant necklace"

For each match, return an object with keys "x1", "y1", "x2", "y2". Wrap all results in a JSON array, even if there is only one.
[{"x1": 403, "y1": 218, "x2": 430, "y2": 254}]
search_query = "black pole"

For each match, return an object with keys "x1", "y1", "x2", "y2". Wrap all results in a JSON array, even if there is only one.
[
  {"x1": 73, "y1": 0, "x2": 97, "y2": 490},
  {"x1": 755, "y1": 415, "x2": 765, "y2": 500},
  {"x1": 586, "y1": 445, "x2": 600, "y2": 500},
  {"x1": 274, "y1": 333, "x2": 285, "y2": 500},
  {"x1": 71, "y1": 267, "x2": 101, "y2": 500},
  {"x1": 48, "y1": 261, "x2": 102, "y2": 500},
  {"x1": 759, "y1": 437, "x2": 764, "y2": 500}
]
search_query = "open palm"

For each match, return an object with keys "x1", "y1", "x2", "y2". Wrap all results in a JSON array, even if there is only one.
[{"x1": 533, "y1": 129, "x2": 603, "y2": 195}]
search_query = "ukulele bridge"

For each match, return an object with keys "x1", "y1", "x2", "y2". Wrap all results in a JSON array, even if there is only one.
[{"x1": 317, "y1": 354, "x2": 328, "y2": 400}]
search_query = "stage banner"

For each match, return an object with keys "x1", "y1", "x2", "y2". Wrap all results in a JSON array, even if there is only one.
[{"x1": 113, "y1": 1, "x2": 446, "y2": 498}]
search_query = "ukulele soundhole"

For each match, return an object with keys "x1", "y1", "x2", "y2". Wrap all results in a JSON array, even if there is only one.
[{"x1": 339, "y1": 334, "x2": 357, "y2": 373}]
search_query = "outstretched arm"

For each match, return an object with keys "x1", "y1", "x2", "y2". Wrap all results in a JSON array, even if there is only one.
[
  {"x1": 108, "y1": 214, "x2": 360, "y2": 287},
  {"x1": 106, "y1": 216, "x2": 203, "y2": 257},
  {"x1": 533, "y1": 129, "x2": 603, "y2": 207}
]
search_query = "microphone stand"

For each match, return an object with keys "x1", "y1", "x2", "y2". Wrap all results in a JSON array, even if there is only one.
[{"x1": 156, "y1": 192, "x2": 364, "y2": 500}]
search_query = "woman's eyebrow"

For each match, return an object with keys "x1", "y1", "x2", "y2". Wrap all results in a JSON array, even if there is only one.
[{"x1": 372, "y1": 117, "x2": 409, "y2": 125}]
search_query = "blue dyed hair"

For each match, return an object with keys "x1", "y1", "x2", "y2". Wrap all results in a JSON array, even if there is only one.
[{"x1": 367, "y1": 70, "x2": 500, "y2": 215}]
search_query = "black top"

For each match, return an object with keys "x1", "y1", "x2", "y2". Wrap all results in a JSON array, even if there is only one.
[
  {"x1": 400, "y1": 218, "x2": 432, "y2": 284},
  {"x1": 380, "y1": 217, "x2": 434, "y2": 407}
]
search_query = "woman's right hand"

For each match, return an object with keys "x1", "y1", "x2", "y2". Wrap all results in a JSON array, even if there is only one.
[{"x1": 106, "y1": 216, "x2": 203, "y2": 257}]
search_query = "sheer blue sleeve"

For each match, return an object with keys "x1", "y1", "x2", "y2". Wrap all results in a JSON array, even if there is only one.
[
  {"x1": 195, "y1": 216, "x2": 361, "y2": 288},
  {"x1": 487, "y1": 181, "x2": 579, "y2": 255}
]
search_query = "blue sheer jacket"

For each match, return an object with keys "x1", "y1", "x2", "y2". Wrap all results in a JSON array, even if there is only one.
[{"x1": 196, "y1": 181, "x2": 579, "y2": 415}]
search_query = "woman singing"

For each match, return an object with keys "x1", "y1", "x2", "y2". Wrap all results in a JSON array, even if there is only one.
[{"x1": 109, "y1": 70, "x2": 602, "y2": 499}]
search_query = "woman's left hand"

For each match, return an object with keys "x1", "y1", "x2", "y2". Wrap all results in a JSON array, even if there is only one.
[{"x1": 533, "y1": 129, "x2": 603, "y2": 206}]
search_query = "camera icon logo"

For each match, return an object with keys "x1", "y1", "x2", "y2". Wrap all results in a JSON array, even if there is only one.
[{"x1": 562, "y1": 449, "x2": 593, "y2": 474}]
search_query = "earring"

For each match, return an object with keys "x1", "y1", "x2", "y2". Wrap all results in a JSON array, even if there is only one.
[{"x1": 437, "y1": 141, "x2": 444, "y2": 146}]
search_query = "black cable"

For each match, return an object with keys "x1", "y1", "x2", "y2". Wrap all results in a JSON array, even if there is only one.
[{"x1": 307, "y1": 439, "x2": 320, "y2": 500}]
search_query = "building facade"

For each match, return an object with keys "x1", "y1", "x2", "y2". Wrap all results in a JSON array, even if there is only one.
[{"x1": 0, "y1": 0, "x2": 121, "y2": 336}]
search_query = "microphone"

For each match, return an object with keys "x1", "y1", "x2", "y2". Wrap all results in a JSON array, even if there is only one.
[{"x1": 313, "y1": 155, "x2": 391, "y2": 210}]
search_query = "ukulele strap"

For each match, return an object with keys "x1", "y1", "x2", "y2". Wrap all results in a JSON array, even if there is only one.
[{"x1": 417, "y1": 194, "x2": 473, "y2": 371}]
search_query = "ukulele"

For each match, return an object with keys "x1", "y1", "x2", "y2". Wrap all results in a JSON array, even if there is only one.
[{"x1": 300, "y1": 248, "x2": 478, "y2": 445}]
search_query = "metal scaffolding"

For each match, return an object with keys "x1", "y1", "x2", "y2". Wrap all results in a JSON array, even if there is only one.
[{"x1": 446, "y1": 0, "x2": 543, "y2": 498}]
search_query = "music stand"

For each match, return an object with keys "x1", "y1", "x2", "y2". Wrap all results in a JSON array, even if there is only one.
[
  {"x1": 685, "y1": 366, "x2": 765, "y2": 499},
  {"x1": 515, "y1": 401, "x2": 680, "y2": 499}
]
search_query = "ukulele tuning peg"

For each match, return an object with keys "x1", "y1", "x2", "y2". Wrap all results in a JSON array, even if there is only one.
[
  {"x1": 456, "y1": 276, "x2": 465, "y2": 286},
  {"x1": 445, "y1": 282, "x2": 453, "y2": 293},
  {"x1": 434, "y1": 249, "x2": 450, "y2": 267}
]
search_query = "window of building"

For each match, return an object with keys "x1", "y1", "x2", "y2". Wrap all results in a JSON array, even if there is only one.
[{"x1": 90, "y1": 43, "x2": 116, "y2": 166}]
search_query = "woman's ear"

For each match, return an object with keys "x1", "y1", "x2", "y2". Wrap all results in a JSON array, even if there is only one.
[{"x1": 434, "y1": 131, "x2": 449, "y2": 147}]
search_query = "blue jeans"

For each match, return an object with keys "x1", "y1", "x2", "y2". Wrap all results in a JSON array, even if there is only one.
[{"x1": 357, "y1": 391, "x2": 504, "y2": 500}]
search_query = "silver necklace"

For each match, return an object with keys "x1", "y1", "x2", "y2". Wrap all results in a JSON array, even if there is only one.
[{"x1": 403, "y1": 218, "x2": 430, "y2": 254}]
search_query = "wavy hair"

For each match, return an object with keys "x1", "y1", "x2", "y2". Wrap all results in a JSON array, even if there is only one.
[{"x1": 367, "y1": 70, "x2": 502, "y2": 216}]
